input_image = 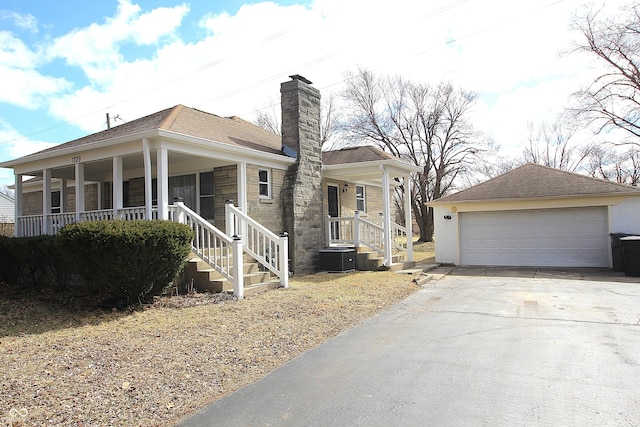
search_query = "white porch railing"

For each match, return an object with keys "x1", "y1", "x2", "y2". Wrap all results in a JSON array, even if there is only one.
[
  {"x1": 225, "y1": 201, "x2": 289, "y2": 289},
  {"x1": 17, "y1": 207, "x2": 162, "y2": 237},
  {"x1": 326, "y1": 211, "x2": 412, "y2": 265},
  {"x1": 172, "y1": 202, "x2": 245, "y2": 298}
]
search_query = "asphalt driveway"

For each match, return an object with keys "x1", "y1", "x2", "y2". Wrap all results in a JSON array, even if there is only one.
[{"x1": 178, "y1": 267, "x2": 640, "y2": 426}]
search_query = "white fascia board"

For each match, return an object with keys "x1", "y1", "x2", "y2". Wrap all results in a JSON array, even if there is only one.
[
  {"x1": 427, "y1": 194, "x2": 631, "y2": 212},
  {"x1": 324, "y1": 159, "x2": 420, "y2": 177},
  {"x1": 0, "y1": 130, "x2": 160, "y2": 171},
  {"x1": 157, "y1": 130, "x2": 295, "y2": 170}
]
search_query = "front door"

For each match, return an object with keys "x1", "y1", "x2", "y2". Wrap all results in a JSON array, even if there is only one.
[{"x1": 328, "y1": 185, "x2": 339, "y2": 240}]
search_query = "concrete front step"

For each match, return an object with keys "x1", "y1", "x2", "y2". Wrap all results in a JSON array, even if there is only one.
[
  {"x1": 184, "y1": 253, "x2": 277, "y2": 294},
  {"x1": 356, "y1": 250, "x2": 410, "y2": 271}
]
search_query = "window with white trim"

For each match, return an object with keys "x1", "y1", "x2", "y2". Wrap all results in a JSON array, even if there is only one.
[
  {"x1": 259, "y1": 169, "x2": 271, "y2": 198},
  {"x1": 356, "y1": 185, "x2": 366, "y2": 212},
  {"x1": 51, "y1": 191, "x2": 61, "y2": 214}
]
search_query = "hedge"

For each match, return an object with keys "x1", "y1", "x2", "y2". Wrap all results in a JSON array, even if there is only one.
[{"x1": 58, "y1": 220, "x2": 193, "y2": 304}]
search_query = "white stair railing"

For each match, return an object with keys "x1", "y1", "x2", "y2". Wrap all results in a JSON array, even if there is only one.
[
  {"x1": 326, "y1": 211, "x2": 411, "y2": 262},
  {"x1": 173, "y1": 202, "x2": 245, "y2": 298},
  {"x1": 225, "y1": 201, "x2": 289, "y2": 289}
]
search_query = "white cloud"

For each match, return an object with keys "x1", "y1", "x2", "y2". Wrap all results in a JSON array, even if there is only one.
[
  {"x1": 46, "y1": 0, "x2": 190, "y2": 86},
  {"x1": 0, "y1": 119, "x2": 58, "y2": 161},
  {"x1": 2, "y1": 0, "x2": 631, "y2": 162},
  {"x1": 0, "y1": 31, "x2": 70, "y2": 108},
  {"x1": 0, "y1": 10, "x2": 38, "y2": 33}
]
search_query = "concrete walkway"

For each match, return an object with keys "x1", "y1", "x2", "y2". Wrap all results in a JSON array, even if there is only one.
[{"x1": 178, "y1": 268, "x2": 640, "y2": 426}]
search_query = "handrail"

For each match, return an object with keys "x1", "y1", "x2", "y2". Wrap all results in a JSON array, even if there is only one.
[
  {"x1": 326, "y1": 212, "x2": 409, "y2": 260},
  {"x1": 225, "y1": 202, "x2": 288, "y2": 289},
  {"x1": 173, "y1": 202, "x2": 245, "y2": 298},
  {"x1": 358, "y1": 216, "x2": 384, "y2": 253}
]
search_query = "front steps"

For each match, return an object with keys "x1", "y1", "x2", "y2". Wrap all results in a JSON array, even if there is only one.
[
  {"x1": 183, "y1": 253, "x2": 281, "y2": 296},
  {"x1": 355, "y1": 247, "x2": 416, "y2": 272}
]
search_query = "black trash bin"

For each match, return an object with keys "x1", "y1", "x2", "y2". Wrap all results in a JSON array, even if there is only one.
[
  {"x1": 620, "y1": 236, "x2": 640, "y2": 277},
  {"x1": 610, "y1": 233, "x2": 631, "y2": 272}
]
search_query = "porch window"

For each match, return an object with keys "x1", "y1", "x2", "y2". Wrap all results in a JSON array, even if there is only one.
[
  {"x1": 199, "y1": 171, "x2": 214, "y2": 221},
  {"x1": 356, "y1": 185, "x2": 366, "y2": 212},
  {"x1": 170, "y1": 174, "x2": 196, "y2": 209},
  {"x1": 51, "y1": 191, "x2": 61, "y2": 214},
  {"x1": 259, "y1": 169, "x2": 271, "y2": 198}
]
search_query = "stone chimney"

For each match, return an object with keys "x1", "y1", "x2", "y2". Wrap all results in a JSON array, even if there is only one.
[{"x1": 280, "y1": 75, "x2": 323, "y2": 274}]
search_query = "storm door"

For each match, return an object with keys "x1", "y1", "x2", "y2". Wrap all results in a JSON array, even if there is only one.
[{"x1": 328, "y1": 185, "x2": 339, "y2": 240}]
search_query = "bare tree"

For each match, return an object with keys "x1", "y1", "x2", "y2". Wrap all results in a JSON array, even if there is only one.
[
  {"x1": 0, "y1": 185, "x2": 14, "y2": 198},
  {"x1": 339, "y1": 68, "x2": 492, "y2": 242},
  {"x1": 570, "y1": 2, "x2": 640, "y2": 146},
  {"x1": 522, "y1": 120, "x2": 595, "y2": 172},
  {"x1": 585, "y1": 145, "x2": 640, "y2": 185},
  {"x1": 253, "y1": 94, "x2": 339, "y2": 148}
]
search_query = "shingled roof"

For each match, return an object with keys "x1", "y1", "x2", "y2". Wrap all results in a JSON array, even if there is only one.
[
  {"x1": 322, "y1": 146, "x2": 398, "y2": 165},
  {"x1": 20, "y1": 105, "x2": 283, "y2": 159},
  {"x1": 432, "y1": 163, "x2": 640, "y2": 203}
]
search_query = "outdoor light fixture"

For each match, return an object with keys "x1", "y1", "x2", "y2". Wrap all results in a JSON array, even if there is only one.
[{"x1": 343, "y1": 184, "x2": 348, "y2": 193}]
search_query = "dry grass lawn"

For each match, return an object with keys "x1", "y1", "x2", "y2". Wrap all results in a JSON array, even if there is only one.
[{"x1": 1, "y1": 242, "x2": 434, "y2": 426}]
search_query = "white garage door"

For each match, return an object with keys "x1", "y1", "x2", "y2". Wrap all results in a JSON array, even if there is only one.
[{"x1": 460, "y1": 207, "x2": 609, "y2": 267}]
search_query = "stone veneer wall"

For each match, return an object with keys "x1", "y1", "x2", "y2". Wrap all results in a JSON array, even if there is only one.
[
  {"x1": 246, "y1": 164, "x2": 285, "y2": 234},
  {"x1": 280, "y1": 77, "x2": 323, "y2": 274},
  {"x1": 213, "y1": 165, "x2": 238, "y2": 232},
  {"x1": 22, "y1": 183, "x2": 100, "y2": 215}
]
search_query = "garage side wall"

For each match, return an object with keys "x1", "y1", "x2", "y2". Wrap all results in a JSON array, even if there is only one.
[
  {"x1": 610, "y1": 196, "x2": 640, "y2": 234},
  {"x1": 433, "y1": 206, "x2": 459, "y2": 264}
]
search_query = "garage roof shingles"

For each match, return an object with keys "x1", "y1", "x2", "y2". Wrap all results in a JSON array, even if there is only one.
[{"x1": 434, "y1": 163, "x2": 640, "y2": 203}]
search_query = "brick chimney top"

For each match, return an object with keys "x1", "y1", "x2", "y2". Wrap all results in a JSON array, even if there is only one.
[{"x1": 288, "y1": 74, "x2": 312, "y2": 85}]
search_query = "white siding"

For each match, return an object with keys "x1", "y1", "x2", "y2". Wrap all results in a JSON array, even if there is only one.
[
  {"x1": 433, "y1": 206, "x2": 459, "y2": 264},
  {"x1": 610, "y1": 196, "x2": 640, "y2": 234},
  {"x1": 0, "y1": 193, "x2": 14, "y2": 223}
]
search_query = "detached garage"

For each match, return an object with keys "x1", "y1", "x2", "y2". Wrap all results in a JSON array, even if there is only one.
[{"x1": 430, "y1": 164, "x2": 640, "y2": 268}]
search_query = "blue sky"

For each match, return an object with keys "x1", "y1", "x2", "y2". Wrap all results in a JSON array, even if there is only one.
[{"x1": 0, "y1": 0, "x2": 624, "y2": 186}]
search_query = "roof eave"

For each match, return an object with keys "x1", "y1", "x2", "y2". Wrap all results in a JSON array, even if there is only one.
[
  {"x1": 428, "y1": 192, "x2": 640, "y2": 206},
  {"x1": 0, "y1": 129, "x2": 161, "y2": 169}
]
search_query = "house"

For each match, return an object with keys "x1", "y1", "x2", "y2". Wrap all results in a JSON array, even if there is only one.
[
  {"x1": 0, "y1": 191, "x2": 14, "y2": 224},
  {"x1": 428, "y1": 163, "x2": 640, "y2": 268},
  {"x1": 0, "y1": 75, "x2": 420, "y2": 294}
]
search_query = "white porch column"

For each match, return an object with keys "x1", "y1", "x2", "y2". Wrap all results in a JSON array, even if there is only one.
[
  {"x1": 237, "y1": 162, "x2": 247, "y2": 213},
  {"x1": 113, "y1": 156, "x2": 123, "y2": 217},
  {"x1": 404, "y1": 174, "x2": 413, "y2": 262},
  {"x1": 381, "y1": 166, "x2": 392, "y2": 267},
  {"x1": 42, "y1": 169, "x2": 51, "y2": 235},
  {"x1": 157, "y1": 147, "x2": 169, "y2": 220},
  {"x1": 60, "y1": 178, "x2": 68, "y2": 213},
  {"x1": 142, "y1": 138, "x2": 153, "y2": 220},
  {"x1": 14, "y1": 174, "x2": 23, "y2": 237},
  {"x1": 75, "y1": 162, "x2": 85, "y2": 222}
]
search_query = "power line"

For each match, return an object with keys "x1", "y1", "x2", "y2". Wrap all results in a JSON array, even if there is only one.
[{"x1": 1, "y1": 0, "x2": 567, "y2": 146}]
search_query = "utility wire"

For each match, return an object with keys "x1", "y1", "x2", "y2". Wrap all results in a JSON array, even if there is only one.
[{"x1": 1, "y1": 0, "x2": 566, "y2": 146}]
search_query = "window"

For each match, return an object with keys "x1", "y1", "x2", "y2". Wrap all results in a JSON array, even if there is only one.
[
  {"x1": 199, "y1": 171, "x2": 214, "y2": 221},
  {"x1": 51, "y1": 191, "x2": 61, "y2": 214},
  {"x1": 259, "y1": 169, "x2": 271, "y2": 198},
  {"x1": 169, "y1": 174, "x2": 196, "y2": 209},
  {"x1": 356, "y1": 185, "x2": 366, "y2": 212}
]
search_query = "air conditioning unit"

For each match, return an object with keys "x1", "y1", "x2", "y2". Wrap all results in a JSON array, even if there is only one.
[{"x1": 319, "y1": 248, "x2": 356, "y2": 272}]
